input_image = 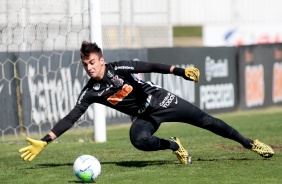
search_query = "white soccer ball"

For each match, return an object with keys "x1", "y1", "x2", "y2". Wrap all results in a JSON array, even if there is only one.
[{"x1": 73, "y1": 155, "x2": 101, "y2": 183}]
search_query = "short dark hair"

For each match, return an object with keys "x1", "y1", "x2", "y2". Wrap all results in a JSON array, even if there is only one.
[{"x1": 80, "y1": 41, "x2": 103, "y2": 59}]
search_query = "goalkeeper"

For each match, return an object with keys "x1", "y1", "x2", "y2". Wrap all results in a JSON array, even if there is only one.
[{"x1": 19, "y1": 41, "x2": 274, "y2": 164}]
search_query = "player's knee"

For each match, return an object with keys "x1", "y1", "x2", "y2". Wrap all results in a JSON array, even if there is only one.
[
  {"x1": 130, "y1": 132, "x2": 150, "y2": 151},
  {"x1": 202, "y1": 114, "x2": 232, "y2": 137},
  {"x1": 201, "y1": 114, "x2": 217, "y2": 127}
]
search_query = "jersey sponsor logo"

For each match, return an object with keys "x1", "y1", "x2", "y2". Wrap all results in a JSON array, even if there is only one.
[
  {"x1": 93, "y1": 83, "x2": 100, "y2": 90},
  {"x1": 114, "y1": 66, "x2": 134, "y2": 70},
  {"x1": 107, "y1": 84, "x2": 133, "y2": 105},
  {"x1": 159, "y1": 92, "x2": 175, "y2": 108},
  {"x1": 111, "y1": 75, "x2": 124, "y2": 87}
]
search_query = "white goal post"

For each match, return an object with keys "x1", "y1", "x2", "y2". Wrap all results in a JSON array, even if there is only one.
[{"x1": 89, "y1": 0, "x2": 106, "y2": 143}]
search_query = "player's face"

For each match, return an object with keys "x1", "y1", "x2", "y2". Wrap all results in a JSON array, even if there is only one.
[{"x1": 81, "y1": 53, "x2": 105, "y2": 80}]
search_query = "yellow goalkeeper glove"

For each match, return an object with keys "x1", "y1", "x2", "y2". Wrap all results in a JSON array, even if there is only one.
[
  {"x1": 184, "y1": 67, "x2": 200, "y2": 82},
  {"x1": 19, "y1": 137, "x2": 48, "y2": 161}
]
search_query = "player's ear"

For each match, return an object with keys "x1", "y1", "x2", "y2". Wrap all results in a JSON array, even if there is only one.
[{"x1": 100, "y1": 57, "x2": 105, "y2": 65}]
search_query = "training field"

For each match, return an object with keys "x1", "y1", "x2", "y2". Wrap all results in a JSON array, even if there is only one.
[{"x1": 1, "y1": 107, "x2": 281, "y2": 184}]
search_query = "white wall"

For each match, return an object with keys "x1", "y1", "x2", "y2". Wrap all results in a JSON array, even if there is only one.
[
  {"x1": 169, "y1": 0, "x2": 282, "y2": 46},
  {"x1": 171, "y1": 0, "x2": 282, "y2": 25}
]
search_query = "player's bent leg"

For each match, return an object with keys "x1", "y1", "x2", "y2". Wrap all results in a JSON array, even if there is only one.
[
  {"x1": 129, "y1": 118, "x2": 192, "y2": 164},
  {"x1": 130, "y1": 130, "x2": 156, "y2": 151},
  {"x1": 129, "y1": 117, "x2": 162, "y2": 151}
]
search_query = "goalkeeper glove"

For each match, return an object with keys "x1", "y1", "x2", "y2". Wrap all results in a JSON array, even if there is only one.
[
  {"x1": 19, "y1": 135, "x2": 51, "y2": 161},
  {"x1": 184, "y1": 67, "x2": 200, "y2": 82},
  {"x1": 173, "y1": 67, "x2": 200, "y2": 82}
]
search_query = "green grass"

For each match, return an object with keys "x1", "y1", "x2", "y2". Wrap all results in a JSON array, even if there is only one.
[
  {"x1": 173, "y1": 26, "x2": 202, "y2": 37},
  {"x1": 1, "y1": 107, "x2": 282, "y2": 184}
]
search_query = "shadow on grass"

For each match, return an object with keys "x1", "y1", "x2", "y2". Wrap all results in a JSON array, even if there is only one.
[
  {"x1": 67, "y1": 180, "x2": 99, "y2": 183},
  {"x1": 67, "y1": 181, "x2": 83, "y2": 183},
  {"x1": 196, "y1": 157, "x2": 253, "y2": 161},
  {"x1": 39, "y1": 160, "x2": 172, "y2": 168},
  {"x1": 102, "y1": 160, "x2": 173, "y2": 167},
  {"x1": 23, "y1": 157, "x2": 262, "y2": 170},
  {"x1": 22, "y1": 160, "x2": 172, "y2": 170},
  {"x1": 39, "y1": 163, "x2": 73, "y2": 167},
  {"x1": 22, "y1": 163, "x2": 73, "y2": 170}
]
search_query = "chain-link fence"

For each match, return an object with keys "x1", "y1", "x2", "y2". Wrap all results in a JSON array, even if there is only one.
[
  {"x1": 0, "y1": 0, "x2": 172, "y2": 52},
  {"x1": 0, "y1": 0, "x2": 172, "y2": 142}
]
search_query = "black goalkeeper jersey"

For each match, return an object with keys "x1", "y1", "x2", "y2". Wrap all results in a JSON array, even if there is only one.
[
  {"x1": 50, "y1": 60, "x2": 172, "y2": 137},
  {"x1": 76, "y1": 60, "x2": 161, "y2": 116}
]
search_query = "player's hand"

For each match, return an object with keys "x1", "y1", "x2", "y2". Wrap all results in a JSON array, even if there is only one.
[
  {"x1": 184, "y1": 67, "x2": 200, "y2": 82},
  {"x1": 19, "y1": 137, "x2": 48, "y2": 161}
]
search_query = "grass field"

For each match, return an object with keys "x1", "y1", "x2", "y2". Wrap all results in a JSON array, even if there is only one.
[{"x1": 1, "y1": 107, "x2": 282, "y2": 184}]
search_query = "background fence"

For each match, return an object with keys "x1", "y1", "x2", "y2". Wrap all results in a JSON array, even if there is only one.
[
  {"x1": 1, "y1": 44, "x2": 282, "y2": 141},
  {"x1": 0, "y1": 0, "x2": 172, "y2": 140},
  {"x1": 1, "y1": 0, "x2": 282, "y2": 141}
]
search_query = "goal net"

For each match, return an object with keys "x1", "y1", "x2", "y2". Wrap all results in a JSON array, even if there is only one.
[{"x1": 0, "y1": 0, "x2": 172, "y2": 142}]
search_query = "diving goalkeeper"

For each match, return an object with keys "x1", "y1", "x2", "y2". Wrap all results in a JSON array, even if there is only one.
[{"x1": 19, "y1": 41, "x2": 274, "y2": 164}]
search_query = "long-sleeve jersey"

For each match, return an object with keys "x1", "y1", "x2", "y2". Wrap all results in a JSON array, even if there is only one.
[{"x1": 51, "y1": 60, "x2": 171, "y2": 137}]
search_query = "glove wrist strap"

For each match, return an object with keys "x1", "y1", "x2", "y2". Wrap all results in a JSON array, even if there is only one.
[
  {"x1": 172, "y1": 67, "x2": 185, "y2": 77},
  {"x1": 41, "y1": 134, "x2": 52, "y2": 143}
]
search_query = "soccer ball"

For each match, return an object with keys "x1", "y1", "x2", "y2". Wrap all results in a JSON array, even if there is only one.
[{"x1": 73, "y1": 155, "x2": 101, "y2": 183}]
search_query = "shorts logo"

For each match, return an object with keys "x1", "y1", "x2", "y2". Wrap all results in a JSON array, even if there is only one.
[
  {"x1": 159, "y1": 92, "x2": 175, "y2": 108},
  {"x1": 111, "y1": 75, "x2": 124, "y2": 87}
]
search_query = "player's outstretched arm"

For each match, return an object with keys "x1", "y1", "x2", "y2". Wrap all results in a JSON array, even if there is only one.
[
  {"x1": 132, "y1": 61, "x2": 200, "y2": 82},
  {"x1": 19, "y1": 106, "x2": 85, "y2": 161},
  {"x1": 171, "y1": 66, "x2": 200, "y2": 82},
  {"x1": 19, "y1": 136, "x2": 50, "y2": 161}
]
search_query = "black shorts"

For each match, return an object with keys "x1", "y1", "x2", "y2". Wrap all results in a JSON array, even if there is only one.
[{"x1": 134, "y1": 88, "x2": 207, "y2": 127}]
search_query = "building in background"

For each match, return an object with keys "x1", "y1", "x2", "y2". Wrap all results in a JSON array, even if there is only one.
[
  {"x1": 2, "y1": 0, "x2": 282, "y2": 50},
  {"x1": 170, "y1": 0, "x2": 282, "y2": 46}
]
